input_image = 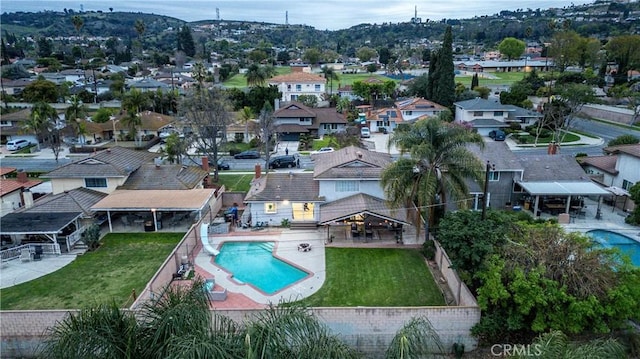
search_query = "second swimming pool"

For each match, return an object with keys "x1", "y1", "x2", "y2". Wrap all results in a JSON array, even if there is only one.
[
  {"x1": 214, "y1": 241, "x2": 309, "y2": 294},
  {"x1": 587, "y1": 229, "x2": 640, "y2": 267}
]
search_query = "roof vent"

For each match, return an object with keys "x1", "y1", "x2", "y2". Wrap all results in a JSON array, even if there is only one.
[{"x1": 356, "y1": 151, "x2": 363, "y2": 158}]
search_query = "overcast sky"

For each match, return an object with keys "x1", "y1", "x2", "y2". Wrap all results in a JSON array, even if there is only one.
[{"x1": 2, "y1": 0, "x2": 594, "y2": 30}]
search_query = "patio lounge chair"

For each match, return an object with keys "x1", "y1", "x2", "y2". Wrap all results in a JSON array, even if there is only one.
[{"x1": 20, "y1": 248, "x2": 32, "y2": 262}]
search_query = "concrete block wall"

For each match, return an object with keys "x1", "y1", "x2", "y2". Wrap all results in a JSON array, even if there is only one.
[
  {"x1": 0, "y1": 310, "x2": 72, "y2": 357},
  {"x1": 434, "y1": 240, "x2": 478, "y2": 307},
  {"x1": 580, "y1": 104, "x2": 634, "y2": 125}
]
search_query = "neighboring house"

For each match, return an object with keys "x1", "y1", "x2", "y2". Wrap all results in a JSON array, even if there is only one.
[
  {"x1": 272, "y1": 102, "x2": 347, "y2": 140},
  {"x1": 504, "y1": 105, "x2": 543, "y2": 127},
  {"x1": 1, "y1": 78, "x2": 33, "y2": 95},
  {"x1": 268, "y1": 72, "x2": 326, "y2": 102},
  {"x1": 1, "y1": 187, "x2": 108, "y2": 252},
  {"x1": 363, "y1": 107, "x2": 402, "y2": 133},
  {"x1": 337, "y1": 84, "x2": 359, "y2": 100},
  {"x1": 127, "y1": 78, "x2": 172, "y2": 93},
  {"x1": 454, "y1": 59, "x2": 553, "y2": 73},
  {"x1": 111, "y1": 111, "x2": 176, "y2": 140},
  {"x1": 118, "y1": 163, "x2": 209, "y2": 190},
  {"x1": 0, "y1": 170, "x2": 43, "y2": 217},
  {"x1": 395, "y1": 98, "x2": 447, "y2": 122},
  {"x1": 602, "y1": 144, "x2": 640, "y2": 192},
  {"x1": 466, "y1": 142, "x2": 525, "y2": 211},
  {"x1": 41, "y1": 146, "x2": 157, "y2": 195},
  {"x1": 0, "y1": 108, "x2": 39, "y2": 145},
  {"x1": 454, "y1": 98, "x2": 514, "y2": 136}
]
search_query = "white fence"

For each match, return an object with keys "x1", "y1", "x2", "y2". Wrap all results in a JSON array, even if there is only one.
[{"x1": 0, "y1": 243, "x2": 61, "y2": 262}]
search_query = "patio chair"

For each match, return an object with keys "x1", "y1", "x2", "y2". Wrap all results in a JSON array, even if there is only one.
[
  {"x1": 20, "y1": 248, "x2": 32, "y2": 262},
  {"x1": 121, "y1": 215, "x2": 130, "y2": 227},
  {"x1": 33, "y1": 245, "x2": 43, "y2": 261}
]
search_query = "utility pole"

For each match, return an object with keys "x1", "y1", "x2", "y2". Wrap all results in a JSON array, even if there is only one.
[{"x1": 481, "y1": 161, "x2": 494, "y2": 220}]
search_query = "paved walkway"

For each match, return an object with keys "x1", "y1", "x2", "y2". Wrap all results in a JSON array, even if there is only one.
[{"x1": 0, "y1": 254, "x2": 77, "y2": 289}]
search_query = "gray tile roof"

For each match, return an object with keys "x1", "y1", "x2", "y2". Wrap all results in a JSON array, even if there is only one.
[
  {"x1": 467, "y1": 142, "x2": 524, "y2": 171},
  {"x1": 245, "y1": 172, "x2": 320, "y2": 202},
  {"x1": 470, "y1": 119, "x2": 510, "y2": 127},
  {"x1": 604, "y1": 143, "x2": 640, "y2": 159},
  {"x1": 313, "y1": 146, "x2": 392, "y2": 179},
  {"x1": 16, "y1": 187, "x2": 107, "y2": 217},
  {"x1": 42, "y1": 147, "x2": 157, "y2": 179},
  {"x1": 319, "y1": 193, "x2": 409, "y2": 225},
  {"x1": 578, "y1": 155, "x2": 619, "y2": 175},
  {"x1": 519, "y1": 155, "x2": 592, "y2": 182},
  {"x1": 119, "y1": 164, "x2": 208, "y2": 190},
  {"x1": 454, "y1": 98, "x2": 513, "y2": 111},
  {"x1": 1, "y1": 212, "x2": 81, "y2": 234}
]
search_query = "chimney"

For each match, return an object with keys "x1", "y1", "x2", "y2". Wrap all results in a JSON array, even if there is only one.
[
  {"x1": 255, "y1": 164, "x2": 262, "y2": 179},
  {"x1": 201, "y1": 157, "x2": 210, "y2": 187},
  {"x1": 547, "y1": 141, "x2": 558, "y2": 155},
  {"x1": 22, "y1": 189, "x2": 34, "y2": 209},
  {"x1": 17, "y1": 170, "x2": 27, "y2": 183}
]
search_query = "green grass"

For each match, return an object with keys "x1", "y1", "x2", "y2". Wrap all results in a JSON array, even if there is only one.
[
  {"x1": 213, "y1": 173, "x2": 254, "y2": 192},
  {"x1": 0, "y1": 233, "x2": 182, "y2": 310},
  {"x1": 223, "y1": 66, "x2": 292, "y2": 88},
  {"x1": 295, "y1": 248, "x2": 445, "y2": 307},
  {"x1": 455, "y1": 71, "x2": 526, "y2": 87},
  {"x1": 513, "y1": 132, "x2": 580, "y2": 144}
]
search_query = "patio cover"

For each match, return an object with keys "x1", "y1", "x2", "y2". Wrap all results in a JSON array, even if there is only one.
[
  {"x1": 91, "y1": 189, "x2": 217, "y2": 211},
  {"x1": 516, "y1": 181, "x2": 611, "y2": 196},
  {"x1": 605, "y1": 186, "x2": 630, "y2": 197},
  {"x1": 319, "y1": 193, "x2": 411, "y2": 225},
  {"x1": 0, "y1": 212, "x2": 80, "y2": 235}
]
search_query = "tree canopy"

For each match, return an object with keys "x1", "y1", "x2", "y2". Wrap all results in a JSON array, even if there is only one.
[{"x1": 498, "y1": 37, "x2": 525, "y2": 60}]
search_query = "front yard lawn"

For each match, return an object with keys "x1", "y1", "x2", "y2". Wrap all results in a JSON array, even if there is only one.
[
  {"x1": 0, "y1": 233, "x2": 182, "y2": 310},
  {"x1": 212, "y1": 173, "x2": 253, "y2": 192},
  {"x1": 296, "y1": 248, "x2": 445, "y2": 307}
]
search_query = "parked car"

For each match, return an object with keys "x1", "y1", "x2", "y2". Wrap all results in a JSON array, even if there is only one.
[
  {"x1": 216, "y1": 159, "x2": 230, "y2": 170},
  {"x1": 488, "y1": 130, "x2": 506, "y2": 141},
  {"x1": 310, "y1": 147, "x2": 335, "y2": 155},
  {"x1": 6, "y1": 139, "x2": 30, "y2": 151},
  {"x1": 234, "y1": 150, "x2": 261, "y2": 159},
  {"x1": 360, "y1": 127, "x2": 371, "y2": 138},
  {"x1": 268, "y1": 155, "x2": 298, "y2": 169}
]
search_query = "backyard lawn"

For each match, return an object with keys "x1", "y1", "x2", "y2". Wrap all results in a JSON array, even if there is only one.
[
  {"x1": 0, "y1": 233, "x2": 182, "y2": 310},
  {"x1": 296, "y1": 248, "x2": 445, "y2": 307}
]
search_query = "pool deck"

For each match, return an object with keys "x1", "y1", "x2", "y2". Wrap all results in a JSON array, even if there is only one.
[
  {"x1": 562, "y1": 197, "x2": 640, "y2": 240},
  {"x1": 194, "y1": 228, "x2": 327, "y2": 308}
]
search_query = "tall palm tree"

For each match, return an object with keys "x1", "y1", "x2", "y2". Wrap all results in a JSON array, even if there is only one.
[
  {"x1": 71, "y1": 15, "x2": 85, "y2": 83},
  {"x1": 65, "y1": 95, "x2": 88, "y2": 143},
  {"x1": 321, "y1": 65, "x2": 339, "y2": 95},
  {"x1": 245, "y1": 64, "x2": 276, "y2": 87},
  {"x1": 25, "y1": 101, "x2": 58, "y2": 150},
  {"x1": 380, "y1": 113, "x2": 484, "y2": 233},
  {"x1": 121, "y1": 88, "x2": 150, "y2": 144},
  {"x1": 239, "y1": 106, "x2": 254, "y2": 143}
]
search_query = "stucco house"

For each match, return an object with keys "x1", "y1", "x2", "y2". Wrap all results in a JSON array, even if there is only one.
[
  {"x1": 395, "y1": 98, "x2": 447, "y2": 123},
  {"x1": 0, "y1": 108, "x2": 40, "y2": 145},
  {"x1": 244, "y1": 146, "x2": 418, "y2": 243},
  {"x1": 268, "y1": 72, "x2": 326, "y2": 102},
  {"x1": 41, "y1": 146, "x2": 157, "y2": 195},
  {"x1": 454, "y1": 98, "x2": 516, "y2": 136},
  {"x1": 272, "y1": 102, "x2": 347, "y2": 140},
  {"x1": 0, "y1": 169, "x2": 43, "y2": 217}
]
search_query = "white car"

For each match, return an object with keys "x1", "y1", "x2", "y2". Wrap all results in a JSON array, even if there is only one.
[{"x1": 310, "y1": 147, "x2": 335, "y2": 155}]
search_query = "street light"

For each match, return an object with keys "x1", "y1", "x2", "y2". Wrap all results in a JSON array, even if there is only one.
[{"x1": 481, "y1": 161, "x2": 495, "y2": 220}]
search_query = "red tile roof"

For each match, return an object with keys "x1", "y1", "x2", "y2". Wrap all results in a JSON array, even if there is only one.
[{"x1": 0, "y1": 178, "x2": 43, "y2": 197}]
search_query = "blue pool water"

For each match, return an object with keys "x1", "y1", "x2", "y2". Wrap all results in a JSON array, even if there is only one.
[
  {"x1": 214, "y1": 241, "x2": 309, "y2": 294},
  {"x1": 587, "y1": 230, "x2": 640, "y2": 266}
]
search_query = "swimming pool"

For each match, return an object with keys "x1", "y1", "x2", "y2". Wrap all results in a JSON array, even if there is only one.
[
  {"x1": 587, "y1": 229, "x2": 640, "y2": 266},
  {"x1": 214, "y1": 241, "x2": 309, "y2": 294}
]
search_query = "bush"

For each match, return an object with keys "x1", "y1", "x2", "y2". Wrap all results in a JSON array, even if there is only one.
[
  {"x1": 421, "y1": 239, "x2": 436, "y2": 260},
  {"x1": 228, "y1": 148, "x2": 240, "y2": 156},
  {"x1": 234, "y1": 133, "x2": 244, "y2": 143},
  {"x1": 248, "y1": 138, "x2": 261, "y2": 148},
  {"x1": 81, "y1": 224, "x2": 101, "y2": 251}
]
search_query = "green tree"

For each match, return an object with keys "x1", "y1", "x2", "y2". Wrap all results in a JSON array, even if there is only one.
[
  {"x1": 605, "y1": 34, "x2": 640, "y2": 83},
  {"x1": 29, "y1": 102, "x2": 63, "y2": 160},
  {"x1": 378, "y1": 47, "x2": 391, "y2": 66},
  {"x1": 470, "y1": 73, "x2": 479, "y2": 89},
  {"x1": 245, "y1": 64, "x2": 276, "y2": 88},
  {"x1": 548, "y1": 31, "x2": 583, "y2": 72},
  {"x1": 384, "y1": 317, "x2": 444, "y2": 359},
  {"x1": 381, "y1": 114, "x2": 484, "y2": 234},
  {"x1": 427, "y1": 26, "x2": 455, "y2": 108},
  {"x1": 22, "y1": 77, "x2": 58, "y2": 103},
  {"x1": 65, "y1": 95, "x2": 88, "y2": 143},
  {"x1": 609, "y1": 84, "x2": 640, "y2": 126},
  {"x1": 297, "y1": 94, "x2": 318, "y2": 108},
  {"x1": 356, "y1": 46, "x2": 377, "y2": 62},
  {"x1": 498, "y1": 37, "x2": 525, "y2": 60},
  {"x1": 177, "y1": 25, "x2": 196, "y2": 57},
  {"x1": 134, "y1": 19, "x2": 145, "y2": 58},
  {"x1": 626, "y1": 182, "x2": 640, "y2": 225},
  {"x1": 520, "y1": 330, "x2": 625, "y2": 359},
  {"x1": 36, "y1": 37, "x2": 53, "y2": 58},
  {"x1": 553, "y1": 83, "x2": 597, "y2": 142},
  {"x1": 162, "y1": 132, "x2": 187, "y2": 164},
  {"x1": 321, "y1": 65, "x2": 339, "y2": 95},
  {"x1": 302, "y1": 47, "x2": 322, "y2": 66},
  {"x1": 92, "y1": 108, "x2": 114, "y2": 123},
  {"x1": 239, "y1": 106, "x2": 254, "y2": 143}
]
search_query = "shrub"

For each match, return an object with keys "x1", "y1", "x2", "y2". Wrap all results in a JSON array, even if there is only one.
[
  {"x1": 81, "y1": 224, "x2": 101, "y2": 251},
  {"x1": 421, "y1": 239, "x2": 436, "y2": 260}
]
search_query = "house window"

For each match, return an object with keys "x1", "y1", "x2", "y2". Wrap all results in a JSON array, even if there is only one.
[
  {"x1": 314, "y1": 84, "x2": 321, "y2": 91},
  {"x1": 335, "y1": 180, "x2": 359, "y2": 192},
  {"x1": 331, "y1": 123, "x2": 338, "y2": 129},
  {"x1": 296, "y1": 84, "x2": 302, "y2": 91},
  {"x1": 473, "y1": 111, "x2": 483, "y2": 117},
  {"x1": 85, "y1": 178, "x2": 107, "y2": 188},
  {"x1": 405, "y1": 111, "x2": 412, "y2": 116},
  {"x1": 264, "y1": 202, "x2": 277, "y2": 214},
  {"x1": 291, "y1": 95, "x2": 298, "y2": 101},
  {"x1": 488, "y1": 171, "x2": 500, "y2": 181},
  {"x1": 0, "y1": 120, "x2": 10, "y2": 126},
  {"x1": 287, "y1": 84, "x2": 292, "y2": 91},
  {"x1": 622, "y1": 180, "x2": 635, "y2": 191},
  {"x1": 494, "y1": 111, "x2": 504, "y2": 116}
]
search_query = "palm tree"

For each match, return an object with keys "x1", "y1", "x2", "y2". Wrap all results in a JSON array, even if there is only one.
[
  {"x1": 65, "y1": 95, "x2": 88, "y2": 143},
  {"x1": 239, "y1": 106, "x2": 254, "y2": 143},
  {"x1": 380, "y1": 113, "x2": 485, "y2": 233},
  {"x1": 25, "y1": 101, "x2": 58, "y2": 150},
  {"x1": 122, "y1": 88, "x2": 150, "y2": 143},
  {"x1": 384, "y1": 317, "x2": 444, "y2": 359},
  {"x1": 245, "y1": 64, "x2": 276, "y2": 87},
  {"x1": 520, "y1": 330, "x2": 625, "y2": 359},
  {"x1": 321, "y1": 65, "x2": 339, "y2": 95}
]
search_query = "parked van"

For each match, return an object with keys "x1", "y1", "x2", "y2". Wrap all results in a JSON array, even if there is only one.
[
  {"x1": 6, "y1": 139, "x2": 29, "y2": 151},
  {"x1": 360, "y1": 127, "x2": 371, "y2": 138},
  {"x1": 268, "y1": 155, "x2": 297, "y2": 169}
]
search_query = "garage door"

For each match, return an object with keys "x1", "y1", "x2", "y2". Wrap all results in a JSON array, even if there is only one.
[{"x1": 280, "y1": 133, "x2": 300, "y2": 141}]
